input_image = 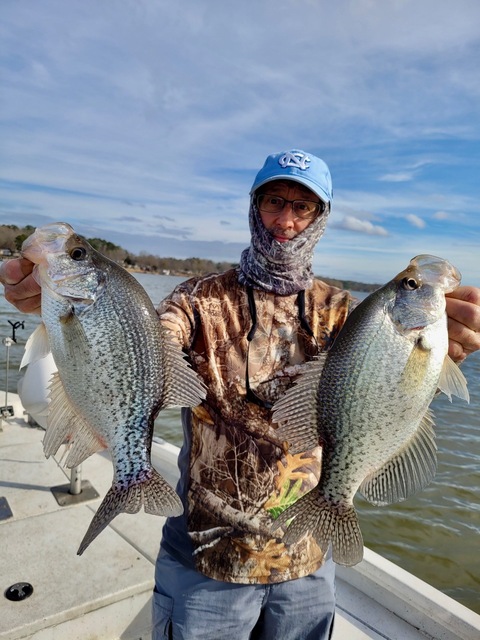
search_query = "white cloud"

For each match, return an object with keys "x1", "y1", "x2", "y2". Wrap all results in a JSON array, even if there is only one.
[
  {"x1": 432, "y1": 211, "x2": 450, "y2": 220},
  {"x1": 334, "y1": 216, "x2": 389, "y2": 237},
  {"x1": 1, "y1": 0, "x2": 480, "y2": 286},
  {"x1": 379, "y1": 172, "x2": 415, "y2": 183},
  {"x1": 405, "y1": 214, "x2": 426, "y2": 229}
]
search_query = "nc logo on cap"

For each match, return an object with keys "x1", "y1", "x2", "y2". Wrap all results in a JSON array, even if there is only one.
[{"x1": 278, "y1": 151, "x2": 311, "y2": 171}]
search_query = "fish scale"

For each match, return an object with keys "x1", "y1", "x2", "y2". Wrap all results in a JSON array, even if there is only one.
[
  {"x1": 271, "y1": 255, "x2": 469, "y2": 566},
  {"x1": 21, "y1": 222, "x2": 206, "y2": 555}
]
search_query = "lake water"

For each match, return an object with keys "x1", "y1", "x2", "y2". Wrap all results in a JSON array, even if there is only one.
[{"x1": 1, "y1": 272, "x2": 478, "y2": 613}]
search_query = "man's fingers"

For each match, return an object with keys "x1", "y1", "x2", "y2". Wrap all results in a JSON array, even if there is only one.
[{"x1": 0, "y1": 258, "x2": 35, "y2": 285}]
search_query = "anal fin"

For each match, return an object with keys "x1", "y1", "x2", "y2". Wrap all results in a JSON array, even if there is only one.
[{"x1": 360, "y1": 409, "x2": 437, "y2": 505}]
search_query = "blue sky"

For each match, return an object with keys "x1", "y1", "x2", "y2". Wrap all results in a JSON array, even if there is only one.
[{"x1": 1, "y1": 0, "x2": 479, "y2": 286}]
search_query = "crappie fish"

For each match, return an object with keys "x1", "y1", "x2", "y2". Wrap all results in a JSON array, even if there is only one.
[
  {"x1": 271, "y1": 255, "x2": 469, "y2": 566},
  {"x1": 21, "y1": 222, "x2": 206, "y2": 555}
]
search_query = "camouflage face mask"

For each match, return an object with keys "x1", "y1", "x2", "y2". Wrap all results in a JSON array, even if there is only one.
[{"x1": 238, "y1": 197, "x2": 330, "y2": 295}]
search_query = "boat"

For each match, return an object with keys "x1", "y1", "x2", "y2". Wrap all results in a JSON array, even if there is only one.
[{"x1": 1, "y1": 386, "x2": 480, "y2": 640}]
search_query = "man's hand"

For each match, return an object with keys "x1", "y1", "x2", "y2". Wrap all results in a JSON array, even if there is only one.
[
  {"x1": 0, "y1": 258, "x2": 41, "y2": 314},
  {"x1": 446, "y1": 286, "x2": 480, "y2": 361}
]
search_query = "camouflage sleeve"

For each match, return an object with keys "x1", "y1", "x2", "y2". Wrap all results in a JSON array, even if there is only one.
[
  {"x1": 156, "y1": 277, "x2": 201, "y2": 350},
  {"x1": 348, "y1": 295, "x2": 361, "y2": 313}
]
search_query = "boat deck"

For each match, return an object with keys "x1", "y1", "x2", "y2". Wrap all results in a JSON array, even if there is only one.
[{"x1": 1, "y1": 393, "x2": 479, "y2": 640}]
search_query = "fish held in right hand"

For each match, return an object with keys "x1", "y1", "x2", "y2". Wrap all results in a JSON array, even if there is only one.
[{"x1": 21, "y1": 222, "x2": 206, "y2": 554}]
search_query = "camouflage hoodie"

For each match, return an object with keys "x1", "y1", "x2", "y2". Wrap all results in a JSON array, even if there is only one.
[{"x1": 158, "y1": 267, "x2": 352, "y2": 584}]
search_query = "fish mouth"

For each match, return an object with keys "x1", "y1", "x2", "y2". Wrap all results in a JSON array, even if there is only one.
[
  {"x1": 397, "y1": 254, "x2": 461, "y2": 294},
  {"x1": 22, "y1": 222, "x2": 75, "y2": 264}
]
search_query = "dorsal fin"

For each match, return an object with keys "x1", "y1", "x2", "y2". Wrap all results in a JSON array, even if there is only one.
[
  {"x1": 160, "y1": 327, "x2": 206, "y2": 409},
  {"x1": 272, "y1": 358, "x2": 326, "y2": 453}
]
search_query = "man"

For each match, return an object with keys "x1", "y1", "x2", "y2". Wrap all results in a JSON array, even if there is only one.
[{"x1": 1, "y1": 150, "x2": 480, "y2": 639}]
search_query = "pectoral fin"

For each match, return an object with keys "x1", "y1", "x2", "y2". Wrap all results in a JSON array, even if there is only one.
[
  {"x1": 59, "y1": 305, "x2": 92, "y2": 358},
  {"x1": 437, "y1": 355, "x2": 470, "y2": 403}
]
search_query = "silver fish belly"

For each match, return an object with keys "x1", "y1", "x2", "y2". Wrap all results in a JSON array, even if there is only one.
[
  {"x1": 271, "y1": 255, "x2": 469, "y2": 566},
  {"x1": 21, "y1": 222, "x2": 206, "y2": 554}
]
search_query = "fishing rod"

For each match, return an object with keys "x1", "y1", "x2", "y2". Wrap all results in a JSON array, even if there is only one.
[{"x1": 1, "y1": 320, "x2": 25, "y2": 419}]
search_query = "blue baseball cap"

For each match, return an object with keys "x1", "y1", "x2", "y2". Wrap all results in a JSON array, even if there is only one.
[{"x1": 250, "y1": 149, "x2": 333, "y2": 204}]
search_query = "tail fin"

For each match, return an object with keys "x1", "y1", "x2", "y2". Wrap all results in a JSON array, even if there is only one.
[
  {"x1": 272, "y1": 491, "x2": 364, "y2": 566},
  {"x1": 77, "y1": 468, "x2": 183, "y2": 555}
]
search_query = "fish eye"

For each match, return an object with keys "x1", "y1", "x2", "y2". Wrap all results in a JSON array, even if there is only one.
[
  {"x1": 402, "y1": 277, "x2": 419, "y2": 290},
  {"x1": 69, "y1": 247, "x2": 87, "y2": 261}
]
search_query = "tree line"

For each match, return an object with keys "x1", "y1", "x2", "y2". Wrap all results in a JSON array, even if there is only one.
[
  {"x1": 0, "y1": 224, "x2": 236, "y2": 277},
  {"x1": 0, "y1": 224, "x2": 379, "y2": 290}
]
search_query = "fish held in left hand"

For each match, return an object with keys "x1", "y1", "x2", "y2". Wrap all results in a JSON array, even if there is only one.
[
  {"x1": 271, "y1": 255, "x2": 469, "y2": 566},
  {"x1": 21, "y1": 222, "x2": 206, "y2": 555}
]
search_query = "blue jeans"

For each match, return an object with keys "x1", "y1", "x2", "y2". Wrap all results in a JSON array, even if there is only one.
[{"x1": 152, "y1": 546, "x2": 336, "y2": 640}]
